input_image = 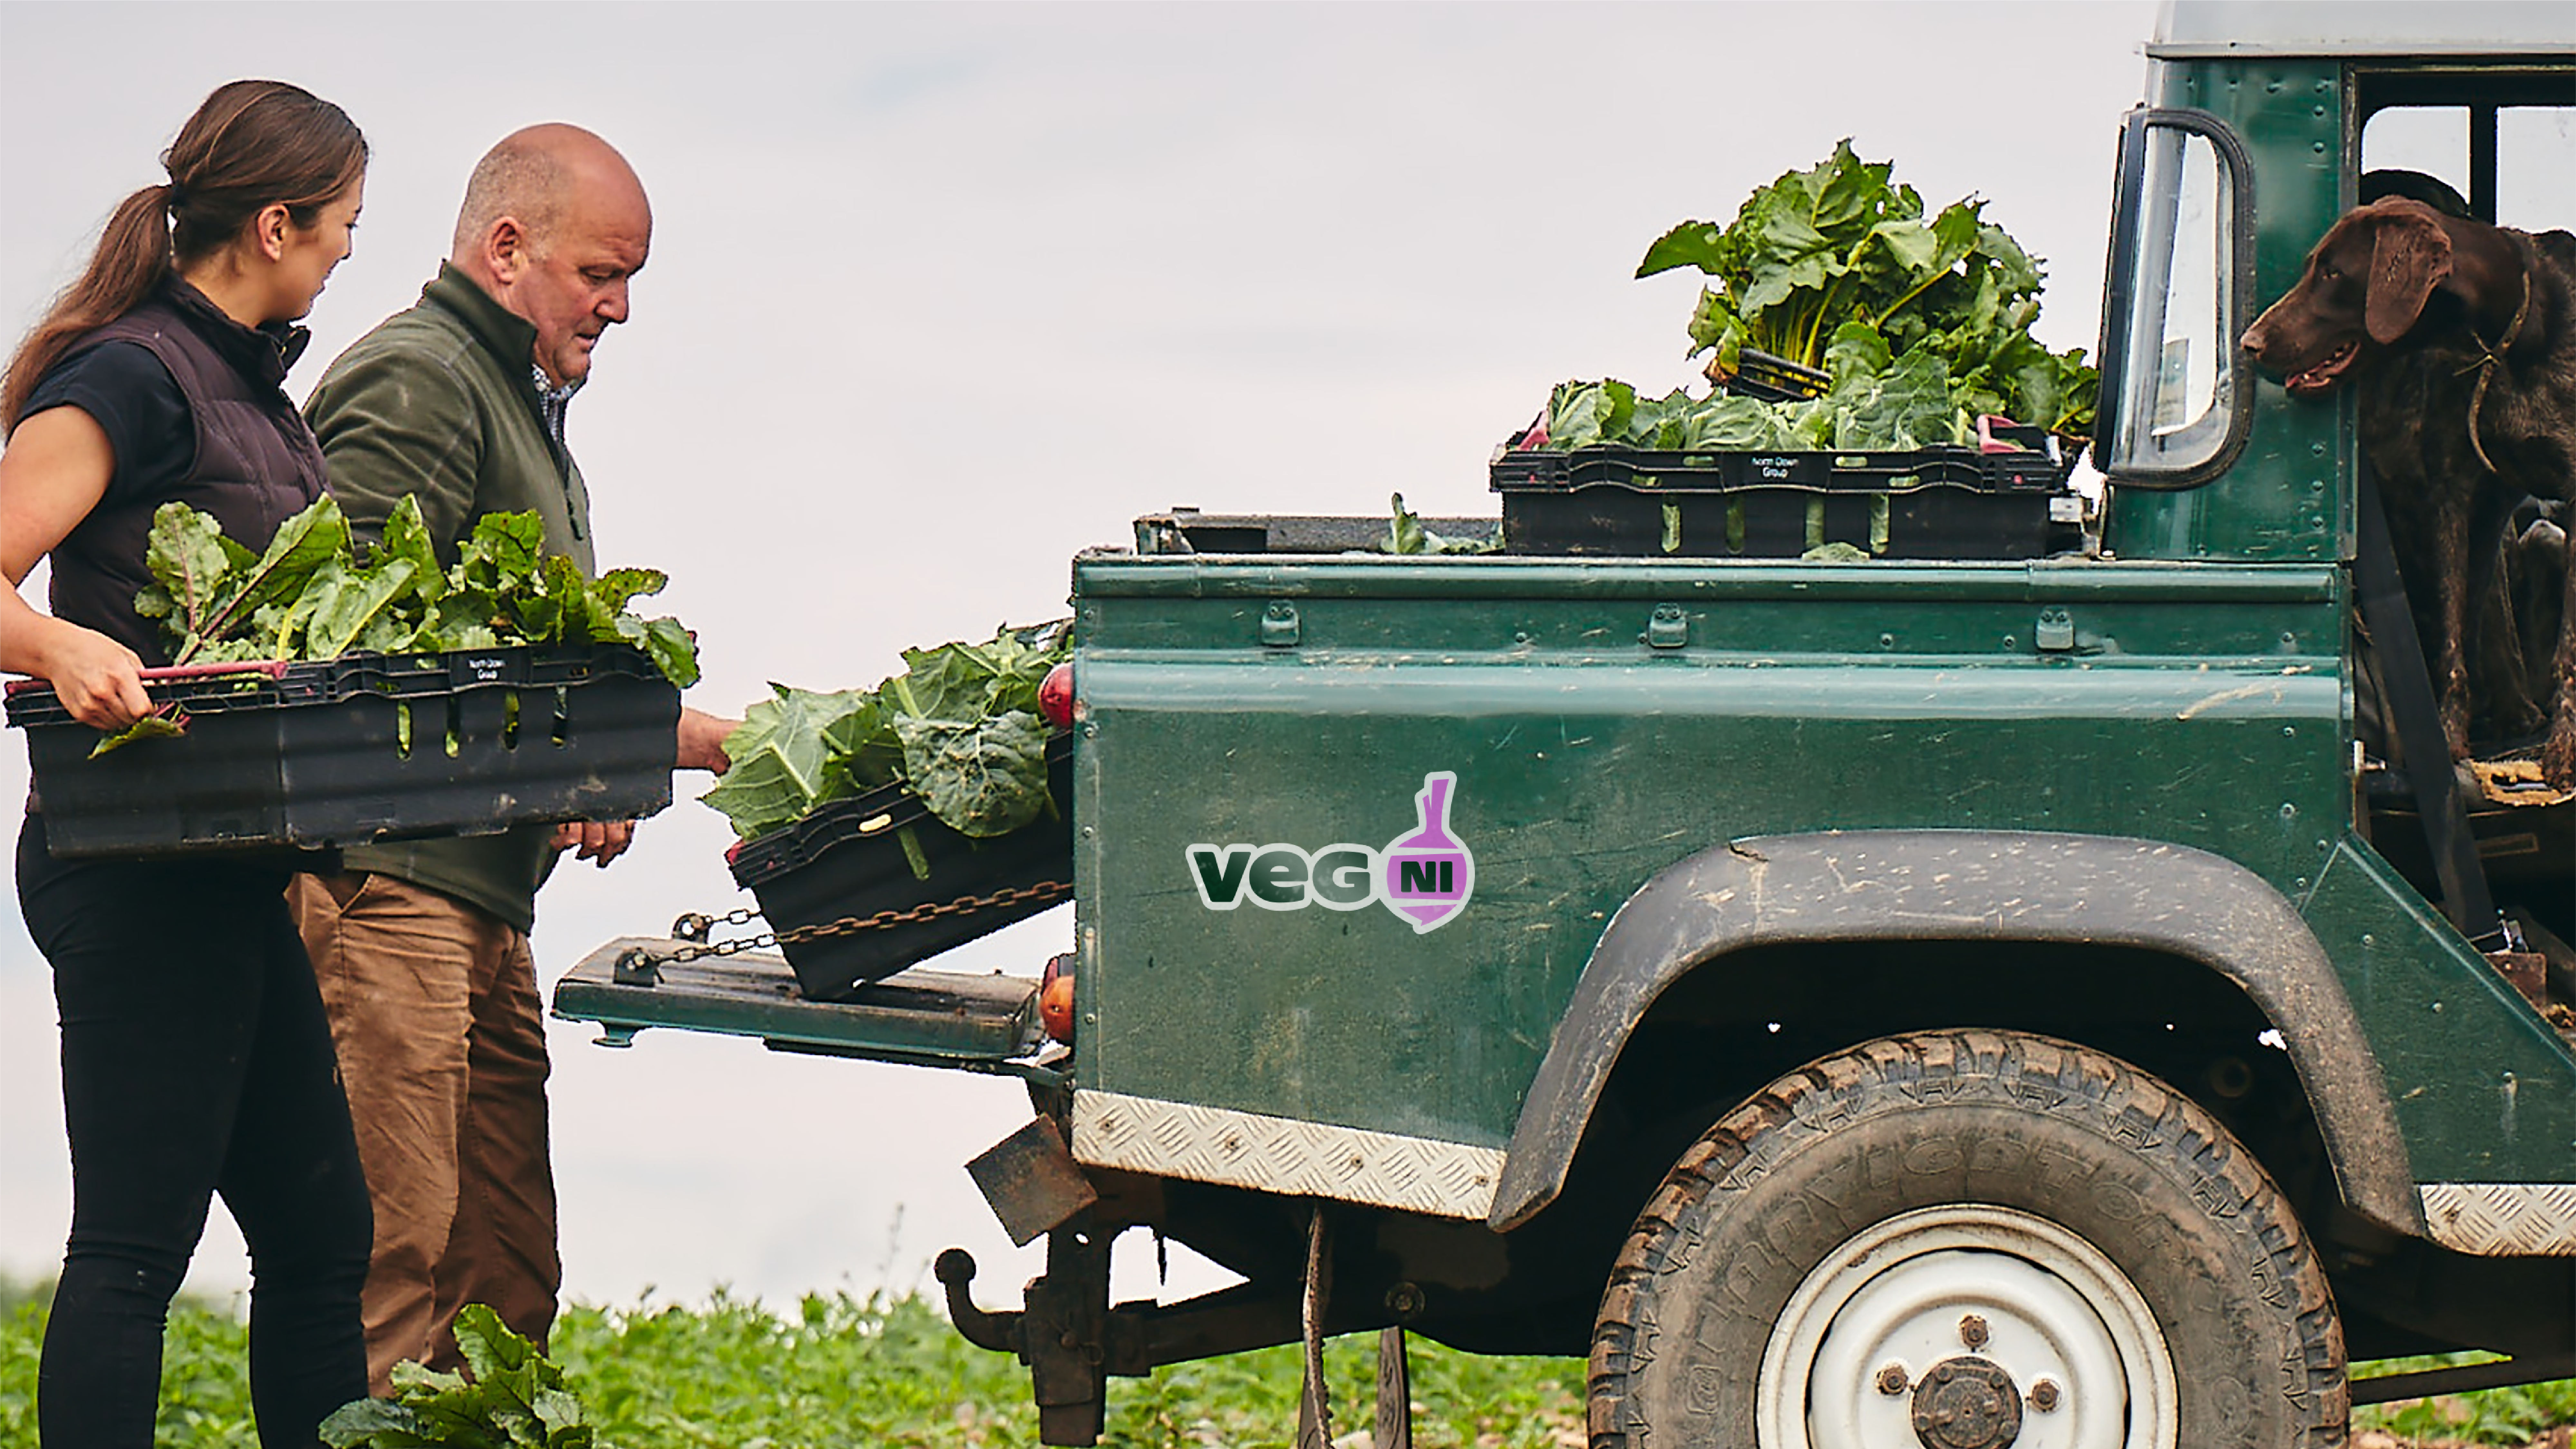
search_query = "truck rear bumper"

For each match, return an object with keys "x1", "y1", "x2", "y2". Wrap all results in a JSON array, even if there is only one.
[{"x1": 551, "y1": 936, "x2": 1049, "y2": 1071}]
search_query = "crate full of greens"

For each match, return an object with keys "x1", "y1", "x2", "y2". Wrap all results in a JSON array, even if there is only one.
[
  {"x1": 701, "y1": 624, "x2": 1072, "y2": 1000},
  {"x1": 1494, "y1": 141, "x2": 2094, "y2": 560},
  {"x1": 5, "y1": 496, "x2": 698, "y2": 858}
]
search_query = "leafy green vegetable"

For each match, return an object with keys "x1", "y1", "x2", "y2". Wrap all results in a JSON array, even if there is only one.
[
  {"x1": 88, "y1": 710, "x2": 186, "y2": 759},
  {"x1": 305, "y1": 558, "x2": 421, "y2": 661},
  {"x1": 1834, "y1": 343, "x2": 1956, "y2": 451},
  {"x1": 627, "y1": 616, "x2": 700, "y2": 694},
  {"x1": 1543, "y1": 382, "x2": 1819, "y2": 452},
  {"x1": 321, "y1": 1304, "x2": 594, "y2": 1447},
  {"x1": 133, "y1": 504, "x2": 254, "y2": 656},
  {"x1": 1547, "y1": 140, "x2": 2097, "y2": 449},
  {"x1": 699, "y1": 686, "x2": 877, "y2": 840},
  {"x1": 895, "y1": 710, "x2": 1052, "y2": 839},
  {"x1": 132, "y1": 496, "x2": 699, "y2": 687},
  {"x1": 1380, "y1": 493, "x2": 1500, "y2": 555},
  {"x1": 701, "y1": 623, "x2": 1071, "y2": 843},
  {"x1": 1545, "y1": 379, "x2": 1637, "y2": 452}
]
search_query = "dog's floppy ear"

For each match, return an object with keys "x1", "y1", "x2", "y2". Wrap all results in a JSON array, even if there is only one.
[{"x1": 2364, "y1": 201, "x2": 2454, "y2": 345}]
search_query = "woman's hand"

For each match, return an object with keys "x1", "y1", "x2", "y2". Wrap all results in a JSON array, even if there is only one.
[
  {"x1": 3, "y1": 405, "x2": 134, "y2": 725},
  {"x1": 35, "y1": 621, "x2": 153, "y2": 729}
]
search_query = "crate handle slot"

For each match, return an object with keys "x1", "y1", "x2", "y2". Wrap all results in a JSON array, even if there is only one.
[
  {"x1": 444, "y1": 693, "x2": 462, "y2": 759},
  {"x1": 551, "y1": 685, "x2": 572, "y2": 747},
  {"x1": 503, "y1": 691, "x2": 521, "y2": 752},
  {"x1": 396, "y1": 701, "x2": 413, "y2": 760}
]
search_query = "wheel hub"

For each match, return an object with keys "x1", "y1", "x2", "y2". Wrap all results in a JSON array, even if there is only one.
[
  {"x1": 1756, "y1": 1205, "x2": 2180, "y2": 1449},
  {"x1": 1910, "y1": 1356, "x2": 2025, "y2": 1449}
]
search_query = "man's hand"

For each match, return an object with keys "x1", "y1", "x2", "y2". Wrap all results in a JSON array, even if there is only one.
[
  {"x1": 677, "y1": 705, "x2": 738, "y2": 774},
  {"x1": 551, "y1": 819, "x2": 636, "y2": 867}
]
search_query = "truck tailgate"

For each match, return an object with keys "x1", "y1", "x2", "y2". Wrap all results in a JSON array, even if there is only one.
[{"x1": 552, "y1": 936, "x2": 1046, "y2": 1068}]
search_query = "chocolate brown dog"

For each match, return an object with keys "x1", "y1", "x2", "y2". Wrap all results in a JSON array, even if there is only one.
[{"x1": 2242, "y1": 196, "x2": 2576, "y2": 789}]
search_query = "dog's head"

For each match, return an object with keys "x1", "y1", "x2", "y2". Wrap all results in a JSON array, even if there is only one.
[{"x1": 2241, "y1": 197, "x2": 2455, "y2": 397}]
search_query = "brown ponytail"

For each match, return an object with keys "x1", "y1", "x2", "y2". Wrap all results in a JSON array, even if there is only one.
[{"x1": 1, "y1": 79, "x2": 366, "y2": 431}]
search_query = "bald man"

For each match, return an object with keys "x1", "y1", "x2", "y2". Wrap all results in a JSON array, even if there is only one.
[{"x1": 293, "y1": 124, "x2": 730, "y2": 1390}]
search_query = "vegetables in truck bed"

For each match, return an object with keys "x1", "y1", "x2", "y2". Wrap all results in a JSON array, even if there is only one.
[
  {"x1": 134, "y1": 495, "x2": 699, "y2": 687},
  {"x1": 701, "y1": 623, "x2": 1069, "y2": 843},
  {"x1": 1540, "y1": 140, "x2": 2098, "y2": 453},
  {"x1": 1381, "y1": 493, "x2": 1500, "y2": 555}
]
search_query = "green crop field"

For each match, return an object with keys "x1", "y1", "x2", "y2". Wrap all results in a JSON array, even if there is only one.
[{"x1": 2, "y1": 1278, "x2": 2568, "y2": 1447}]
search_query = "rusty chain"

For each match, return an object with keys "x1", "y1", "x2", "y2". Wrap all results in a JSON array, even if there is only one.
[{"x1": 650, "y1": 880, "x2": 1074, "y2": 967}]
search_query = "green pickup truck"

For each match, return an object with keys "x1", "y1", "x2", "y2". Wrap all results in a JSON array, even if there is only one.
[{"x1": 557, "y1": 6, "x2": 2574, "y2": 1446}]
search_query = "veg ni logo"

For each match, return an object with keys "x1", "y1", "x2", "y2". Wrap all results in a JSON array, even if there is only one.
[{"x1": 1185, "y1": 773, "x2": 1474, "y2": 934}]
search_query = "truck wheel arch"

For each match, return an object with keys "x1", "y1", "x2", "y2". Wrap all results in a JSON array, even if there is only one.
[{"x1": 1489, "y1": 829, "x2": 2423, "y2": 1240}]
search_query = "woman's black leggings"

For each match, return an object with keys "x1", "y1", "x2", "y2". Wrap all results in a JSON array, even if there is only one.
[{"x1": 16, "y1": 814, "x2": 372, "y2": 1448}]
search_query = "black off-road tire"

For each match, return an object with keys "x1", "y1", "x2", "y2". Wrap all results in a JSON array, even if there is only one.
[{"x1": 1589, "y1": 1029, "x2": 2346, "y2": 1449}]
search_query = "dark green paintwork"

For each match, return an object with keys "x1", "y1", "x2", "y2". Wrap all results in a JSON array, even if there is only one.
[
  {"x1": 1071, "y1": 557, "x2": 2362, "y2": 1145},
  {"x1": 2300, "y1": 845, "x2": 2576, "y2": 1181},
  {"x1": 2105, "y1": 55, "x2": 2353, "y2": 563},
  {"x1": 1070, "y1": 546, "x2": 2573, "y2": 1181}
]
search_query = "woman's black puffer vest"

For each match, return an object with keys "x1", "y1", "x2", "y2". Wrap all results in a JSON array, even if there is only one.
[{"x1": 46, "y1": 280, "x2": 328, "y2": 664}]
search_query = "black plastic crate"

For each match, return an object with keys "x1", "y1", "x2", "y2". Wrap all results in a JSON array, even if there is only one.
[
  {"x1": 6, "y1": 645, "x2": 678, "y2": 858},
  {"x1": 1490, "y1": 441, "x2": 2079, "y2": 560},
  {"x1": 727, "y1": 732, "x2": 1075, "y2": 1001}
]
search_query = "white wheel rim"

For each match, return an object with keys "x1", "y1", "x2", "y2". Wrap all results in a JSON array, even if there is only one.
[{"x1": 1754, "y1": 1205, "x2": 2178, "y2": 1449}]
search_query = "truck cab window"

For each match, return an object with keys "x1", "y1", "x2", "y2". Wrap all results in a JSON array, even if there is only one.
[
  {"x1": 2359, "y1": 84, "x2": 2573, "y2": 230},
  {"x1": 2498, "y1": 106, "x2": 2574, "y2": 228},
  {"x1": 2361, "y1": 105, "x2": 2470, "y2": 210},
  {"x1": 2099, "y1": 113, "x2": 2250, "y2": 485}
]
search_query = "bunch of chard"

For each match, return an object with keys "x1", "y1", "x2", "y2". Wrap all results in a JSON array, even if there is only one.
[
  {"x1": 92, "y1": 495, "x2": 698, "y2": 757},
  {"x1": 1543, "y1": 140, "x2": 2099, "y2": 453},
  {"x1": 134, "y1": 494, "x2": 697, "y2": 685}
]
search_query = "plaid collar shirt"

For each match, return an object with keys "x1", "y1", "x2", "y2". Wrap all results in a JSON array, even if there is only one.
[{"x1": 532, "y1": 366, "x2": 580, "y2": 451}]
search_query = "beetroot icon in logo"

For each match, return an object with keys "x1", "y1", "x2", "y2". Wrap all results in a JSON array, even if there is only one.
[
  {"x1": 1381, "y1": 772, "x2": 1473, "y2": 934},
  {"x1": 1180, "y1": 771, "x2": 1477, "y2": 933}
]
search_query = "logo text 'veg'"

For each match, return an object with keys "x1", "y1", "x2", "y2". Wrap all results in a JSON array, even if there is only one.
[{"x1": 1184, "y1": 772, "x2": 1473, "y2": 934}]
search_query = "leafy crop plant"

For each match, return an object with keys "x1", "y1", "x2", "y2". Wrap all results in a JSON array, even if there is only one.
[
  {"x1": 701, "y1": 622, "x2": 1070, "y2": 843},
  {"x1": 1540, "y1": 140, "x2": 2099, "y2": 454}
]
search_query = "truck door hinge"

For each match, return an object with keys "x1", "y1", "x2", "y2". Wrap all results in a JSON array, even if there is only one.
[
  {"x1": 1261, "y1": 603, "x2": 1301, "y2": 648},
  {"x1": 1645, "y1": 605, "x2": 1688, "y2": 650},
  {"x1": 2035, "y1": 607, "x2": 2076, "y2": 652}
]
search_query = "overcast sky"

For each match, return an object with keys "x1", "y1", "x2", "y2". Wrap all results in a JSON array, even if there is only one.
[{"x1": 2, "y1": 0, "x2": 2169, "y2": 1311}]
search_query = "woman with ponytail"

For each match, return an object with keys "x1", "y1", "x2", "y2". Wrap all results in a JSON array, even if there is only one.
[{"x1": 0, "y1": 80, "x2": 374, "y2": 1446}]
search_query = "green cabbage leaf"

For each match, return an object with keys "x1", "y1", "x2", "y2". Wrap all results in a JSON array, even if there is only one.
[{"x1": 701, "y1": 623, "x2": 1071, "y2": 843}]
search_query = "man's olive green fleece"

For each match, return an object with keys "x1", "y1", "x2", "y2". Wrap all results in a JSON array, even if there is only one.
[{"x1": 303, "y1": 264, "x2": 599, "y2": 933}]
